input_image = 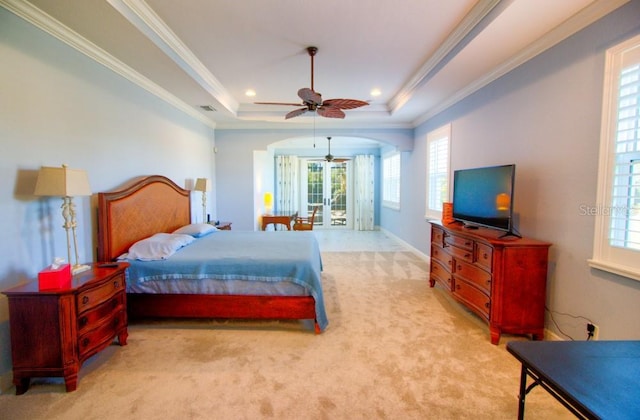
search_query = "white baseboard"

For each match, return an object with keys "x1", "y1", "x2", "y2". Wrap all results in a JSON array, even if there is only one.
[{"x1": 379, "y1": 227, "x2": 430, "y2": 262}]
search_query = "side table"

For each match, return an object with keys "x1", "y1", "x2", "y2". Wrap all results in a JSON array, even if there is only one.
[
  {"x1": 2, "y1": 262, "x2": 129, "y2": 394},
  {"x1": 210, "y1": 221, "x2": 232, "y2": 230}
]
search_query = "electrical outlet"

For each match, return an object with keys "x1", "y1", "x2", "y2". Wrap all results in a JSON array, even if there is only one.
[{"x1": 587, "y1": 323, "x2": 600, "y2": 340}]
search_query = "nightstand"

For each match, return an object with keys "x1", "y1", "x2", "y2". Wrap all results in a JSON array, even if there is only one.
[
  {"x1": 211, "y1": 221, "x2": 232, "y2": 230},
  {"x1": 2, "y1": 262, "x2": 129, "y2": 394}
]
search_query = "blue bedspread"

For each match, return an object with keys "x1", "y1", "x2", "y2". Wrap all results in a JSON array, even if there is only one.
[{"x1": 124, "y1": 231, "x2": 328, "y2": 331}]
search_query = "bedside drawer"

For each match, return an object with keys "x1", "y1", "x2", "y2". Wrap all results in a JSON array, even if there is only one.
[
  {"x1": 78, "y1": 309, "x2": 126, "y2": 359},
  {"x1": 77, "y1": 293, "x2": 125, "y2": 335},
  {"x1": 77, "y1": 273, "x2": 125, "y2": 314}
]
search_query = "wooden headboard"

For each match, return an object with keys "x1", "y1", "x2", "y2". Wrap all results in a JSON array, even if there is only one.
[{"x1": 97, "y1": 175, "x2": 191, "y2": 261}]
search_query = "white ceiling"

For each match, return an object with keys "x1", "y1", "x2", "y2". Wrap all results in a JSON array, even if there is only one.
[{"x1": 5, "y1": 0, "x2": 629, "y2": 131}]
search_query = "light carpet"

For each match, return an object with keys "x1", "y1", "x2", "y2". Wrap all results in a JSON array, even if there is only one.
[{"x1": 0, "y1": 232, "x2": 572, "y2": 419}]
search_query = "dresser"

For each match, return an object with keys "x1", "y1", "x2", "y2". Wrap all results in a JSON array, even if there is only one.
[
  {"x1": 2, "y1": 263, "x2": 129, "y2": 394},
  {"x1": 429, "y1": 221, "x2": 551, "y2": 344}
]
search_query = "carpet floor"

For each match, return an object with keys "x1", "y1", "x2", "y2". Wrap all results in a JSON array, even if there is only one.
[{"x1": 0, "y1": 231, "x2": 572, "y2": 419}]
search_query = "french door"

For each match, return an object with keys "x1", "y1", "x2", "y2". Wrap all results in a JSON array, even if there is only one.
[{"x1": 300, "y1": 159, "x2": 351, "y2": 229}]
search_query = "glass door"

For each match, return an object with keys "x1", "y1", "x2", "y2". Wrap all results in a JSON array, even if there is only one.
[{"x1": 301, "y1": 159, "x2": 351, "y2": 229}]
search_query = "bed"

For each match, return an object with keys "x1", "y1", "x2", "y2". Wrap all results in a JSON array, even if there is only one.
[{"x1": 97, "y1": 175, "x2": 327, "y2": 333}]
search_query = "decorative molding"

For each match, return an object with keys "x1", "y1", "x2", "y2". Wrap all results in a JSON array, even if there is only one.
[
  {"x1": 412, "y1": 0, "x2": 630, "y2": 126},
  {"x1": 388, "y1": 0, "x2": 502, "y2": 114},
  {"x1": 106, "y1": 0, "x2": 239, "y2": 116},
  {"x1": 0, "y1": 0, "x2": 216, "y2": 129}
]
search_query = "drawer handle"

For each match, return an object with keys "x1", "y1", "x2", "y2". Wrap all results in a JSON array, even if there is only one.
[
  {"x1": 465, "y1": 241, "x2": 471, "y2": 246},
  {"x1": 483, "y1": 253, "x2": 489, "y2": 259},
  {"x1": 464, "y1": 253, "x2": 471, "y2": 259},
  {"x1": 82, "y1": 296, "x2": 89, "y2": 305},
  {"x1": 456, "y1": 284, "x2": 460, "y2": 290},
  {"x1": 114, "y1": 317, "x2": 119, "y2": 327},
  {"x1": 81, "y1": 337, "x2": 90, "y2": 348},
  {"x1": 79, "y1": 316, "x2": 88, "y2": 328},
  {"x1": 114, "y1": 280, "x2": 120, "y2": 289},
  {"x1": 485, "y1": 302, "x2": 490, "y2": 309},
  {"x1": 456, "y1": 264, "x2": 462, "y2": 271}
]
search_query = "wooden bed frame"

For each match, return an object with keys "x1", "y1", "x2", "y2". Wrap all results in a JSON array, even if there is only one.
[{"x1": 97, "y1": 175, "x2": 321, "y2": 333}]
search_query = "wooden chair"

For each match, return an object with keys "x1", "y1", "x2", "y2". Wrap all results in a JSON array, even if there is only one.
[{"x1": 293, "y1": 206, "x2": 319, "y2": 231}]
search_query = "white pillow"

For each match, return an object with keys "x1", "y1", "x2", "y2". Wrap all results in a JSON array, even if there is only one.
[
  {"x1": 124, "y1": 233, "x2": 195, "y2": 261},
  {"x1": 172, "y1": 223, "x2": 217, "y2": 237}
]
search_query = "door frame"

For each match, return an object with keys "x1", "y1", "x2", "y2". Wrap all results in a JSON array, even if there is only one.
[{"x1": 299, "y1": 158, "x2": 353, "y2": 229}]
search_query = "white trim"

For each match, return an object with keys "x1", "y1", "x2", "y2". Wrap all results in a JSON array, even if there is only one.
[
  {"x1": 107, "y1": 0, "x2": 238, "y2": 115},
  {"x1": 380, "y1": 227, "x2": 429, "y2": 262},
  {"x1": 588, "y1": 259, "x2": 640, "y2": 283},
  {"x1": 389, "y1": 0, "x2": 501, "y2": 114},
  {"x1": 591, "y1": 33, "x2": 640, "y2": 282},
  {"x1": 425, "y1": 124, "x2": 451, "y2": 219},
  {"x1": 413, "y1": 0, "x2": 630, "y2": 126},
  {"x1": 0, "y1": 0, "x2": 216, "y2": 129}
]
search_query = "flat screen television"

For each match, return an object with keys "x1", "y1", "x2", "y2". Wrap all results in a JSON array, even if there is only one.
[{"x1": 452, "y1": 164, "x2": 517, "y2": 235}]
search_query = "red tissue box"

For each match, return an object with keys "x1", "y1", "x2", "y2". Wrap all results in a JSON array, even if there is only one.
[{"x1": 38, "y1": 263, "x2": 72, "y2": 290}]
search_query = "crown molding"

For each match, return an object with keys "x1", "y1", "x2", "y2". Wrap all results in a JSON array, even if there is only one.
[
  {"x1": 388, "y1": 0, "x2": 502, "y2": 114},
  {"x1": 106, "y1": 0, "x2": 239, "y2": 116},
  {"x1": 412, "y1": 0, "x2": 630, "y2": 127},
  {"x1": 0, "y1": 0, "x2": 216, "y2": 129}
]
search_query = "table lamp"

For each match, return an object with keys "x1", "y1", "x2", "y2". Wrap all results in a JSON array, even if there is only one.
[
  {"x1": 264, "y1": 192, "x2": 273, "y2": 215},
  {"x1": 194, "y1": 178, "x2": 211, "y2": 223},
  {"x1": 34, "y1": 164, "x2": 92, "y2": 274}
]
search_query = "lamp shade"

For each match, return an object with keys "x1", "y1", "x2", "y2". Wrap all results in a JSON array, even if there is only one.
[
  {"x1": 194, "y1": 178, "x2": 211, "y2": 192},
  {"x1": 264, "y1": 192, "x2": 273, "y2": 207},
  {"x1": 34, "y1": 165, "x2": 91, "y2": 197}
]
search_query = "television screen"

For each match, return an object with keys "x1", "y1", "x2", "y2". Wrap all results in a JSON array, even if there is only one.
[{"x1": 452, "y1": 164, "x2": 515, "y2": 232}]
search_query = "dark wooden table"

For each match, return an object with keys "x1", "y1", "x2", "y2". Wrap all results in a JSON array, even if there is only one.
[{"x1": 506, "y1": 340, "x2": 640, "y2": 419}]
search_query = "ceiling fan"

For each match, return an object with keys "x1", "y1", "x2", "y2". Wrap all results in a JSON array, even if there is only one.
[
  {"x1": 320, "y1": 137, "x2": 349, "y2": 162},
  {"x1": 255, "y1": 46, "x2": 369, "y2": 119}
]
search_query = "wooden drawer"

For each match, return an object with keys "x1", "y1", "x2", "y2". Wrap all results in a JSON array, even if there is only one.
[
  {"x1": 430, "y1": 259, "x2": 453, "y2": 291},
  {"x1": 431, "y1": 243, "x2": 452, "y2": 267},
  {"x1": 453, "y1": 259, "x2": 492, "y2": 294},
  {"x1": 445, "y1": 234, "x2": 473, "y2": 251},
  {"x1": 78, "y1": 309, "x2": 126, "y2": 359},
  {"x1": 77, "y1": 273, "x2": 125, "y2": 314},
  {"x1": 453, "y1": 278, "x2": 490, "y2": 321},
  {"x1": 475, "y1": 242, "x2": 493, "y2": 270},
  {"x1": 77, "y1": 293, "x2": 125, "y2": 335},
  {"x1": 431, "y1": 226, "x2": 445, "y2": 247},
  {"x1": 448, "y1": 244, "x2": 474, "y2": 264}
]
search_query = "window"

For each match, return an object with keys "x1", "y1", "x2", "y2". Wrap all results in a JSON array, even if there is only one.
[
  {"x1": 426, "y1": 124, "x2": 451, "y2": 218},
  {"x1": 589, "y1": 34, "x2": 640, "y2": 281},
  {"x1": 382, "y1": 152, "x2": 400, "y2": 209}
]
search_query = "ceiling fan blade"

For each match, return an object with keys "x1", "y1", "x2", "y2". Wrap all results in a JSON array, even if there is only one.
[
  {"x1": 254, "y1": 101, "x2": 303, "y2": 106},
  {"x1": 298, "y1": 88, "x2": 322, "y2": 105},
  {"x1": 285, "y1": 107, "x2": 308, "y2": 119},
  {"x1": 317, "y1": 106, "x2": 345, "y2": 119},
  {"x1": 322, "y1": 98, "x2": 369, "y2": 110}
]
